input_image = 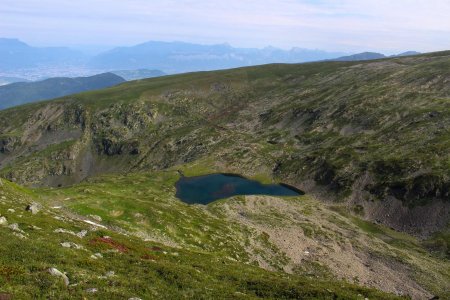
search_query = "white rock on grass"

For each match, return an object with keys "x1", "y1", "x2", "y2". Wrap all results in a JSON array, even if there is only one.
[
  {"x1": 48, "y1": 267, "x2": 70, "y2": 286},
  {"x1": 60, "y1": 242, "x2": 72, "y2": 248},
  {"x1": 25, "y1": 202, "x2": 42, "y2": 214},
  {"x1": 77, "y1": 230, "x2": 88, "y2": 238},
  {"x1": 8, "y1": 223, "x2": 25, "y2": 233},
  {"x1": 86, "y1": 288, "x2": 98, "y2": 293},
  {"x1": 105, "y1": 271, "x2": 115, "y2": 277},
  {"x1": 61, "y1": 242, "x2": 84, "y2": 250},
  {"x1": 55, "y1": 228, "x2": 75, "y2": 235},
  {"x1": 90, "y1": 253, "x2": 103, "y2": 259},
  {"x1": 13, "y1": 232, "x2": 27, "y2": 239},
  {"x1": 7, "y1": 209, "x2": 15, "y2": 213},
  {"x1": 89, "y1": 215, "x2": 102, "y2": 222},
  {"x1": 55, "y1": 228, "x2": 88, "y2": 238},
  {"x1": 98, "y1": 270, "x2": 115, "y2": 279},
  {"x1": 83, "y1": 220, "x2": 106, "y2": 229},
  {"x1": 0, "y1": 216, "x2": 7, "y2": 226},
  {"x1": 128, "y1": 298, "x2": 143, "y2": 300}
]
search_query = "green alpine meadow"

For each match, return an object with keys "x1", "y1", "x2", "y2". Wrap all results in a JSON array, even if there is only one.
[{"x1": 0, "y1": 50, "x2": 449, "y2": 299}]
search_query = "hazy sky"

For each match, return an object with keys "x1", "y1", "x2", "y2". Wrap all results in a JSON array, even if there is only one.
[{"x1": 1, "y1": 0, "x2": 449, "y2": 53}]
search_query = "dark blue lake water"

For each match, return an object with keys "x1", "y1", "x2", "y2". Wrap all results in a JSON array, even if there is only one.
[{"x1": 175, "y1": 173, "x2": 304, "y2": 204}]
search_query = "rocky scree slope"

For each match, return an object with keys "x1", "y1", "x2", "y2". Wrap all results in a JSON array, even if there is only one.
[{"x1": 0, "y1": 51, "x2": 449, "y2": 236}]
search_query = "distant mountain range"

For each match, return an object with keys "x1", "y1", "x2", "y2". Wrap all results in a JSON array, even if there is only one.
[
  {"x1": 0, "y1": 38, "x2": 423, "y2": 110},
  {"x1": 0, "y1": 38, "x2": 86, "y2": 70},
  {"x1": 0, "y1": 38, "x2": 347, "y2": 75},
  {"x1": 394, "y1": 51, "x2": 422, "y2": 57},
  {"x1": 331, "y1": 51, "x2": 421, "y2": 61},
  {"x1": 0, "y1": 72, "x2": 125, "y2": 109},
  {"x1": 0, "y1": 38, "x2": 422, "y2": 76},
  {"x1": 88, "y1": 41, "x2": 347, "y2": 73}
]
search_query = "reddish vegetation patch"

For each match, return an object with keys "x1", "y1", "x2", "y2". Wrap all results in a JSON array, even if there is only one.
[
  {"x1": 141, "y1": 254, "x2": 158, "y2": 261},
  {"x1": 148, "y1": 246, "x2": 163, "y2": 252},
  {"x1": 90, "y1": 237, "x2": 129, "y2": 253},
  {"x1": 0, "y1": 293, "x2": 12, "y2": 300},
  {"x1": 0, "y1": 266, "x2": 22, "y2": 281}
]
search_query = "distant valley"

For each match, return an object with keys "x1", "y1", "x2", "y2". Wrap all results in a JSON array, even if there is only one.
[
  {"x1": 0, "y1": 38, "x2": 420, "y2": 79},
  {"x1": 0, "y1": 73, "x2": 125, "y2": 110},
  {"x1": 0, "y1": 68, "x2": 169, "y2": 109},
  {"x1": 111, "y1": 69, "x2": 166, "y2": 81},
  {"x1": 0, "y1": 76, "x2": 29, "y2": 86}
]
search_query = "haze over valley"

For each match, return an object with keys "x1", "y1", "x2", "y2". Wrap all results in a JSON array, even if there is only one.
[{"x1": 0, "y1": 37, "x2": 422, "y2": 81}]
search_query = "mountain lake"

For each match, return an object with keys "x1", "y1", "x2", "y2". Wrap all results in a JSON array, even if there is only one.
[{"x1": 175, "y1": 173, "x2": 304, "y2": 204}]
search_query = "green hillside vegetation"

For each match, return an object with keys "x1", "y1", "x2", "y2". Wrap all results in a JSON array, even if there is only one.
[
  {"x1": 0, "y1": 51, "x2": 449, "y2": 298},
  {"x1": 1, "y1": 51, "x2": 448, "y2": 232},
  {"x1": 1, "y1": 163, "x2": 449, "y2": 299},
  {"x1": 0, "y1": 175, "x2": 415, "y2": 299}
]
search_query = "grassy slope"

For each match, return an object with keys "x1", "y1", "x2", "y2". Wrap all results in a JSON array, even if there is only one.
[
  {"x1": 0, "y1": 52, "x2": 448, "y2": 236},
  {"x1": 0, "y1": 177, "x2": 406, "y2": 300},
  {"x1": 12, "y1": 160, "x2": 450, "y2": 298},
  {"x1": 0, "y1": 52, "x2": 449, "y2": 298},
  {"x1": 0, "y1": 53, "x2": 448, "y2": 202}
]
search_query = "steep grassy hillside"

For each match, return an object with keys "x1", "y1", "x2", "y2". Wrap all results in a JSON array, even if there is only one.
[
  {"x1": 1, "y1": 51, "x2": 448, "y2": 236},
  {"x1": 1, "y1": 163, "x2": 449, "y2": 299},
  {"x1": 0, "y1": 175, "x2": 415, "y2": 299}
]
